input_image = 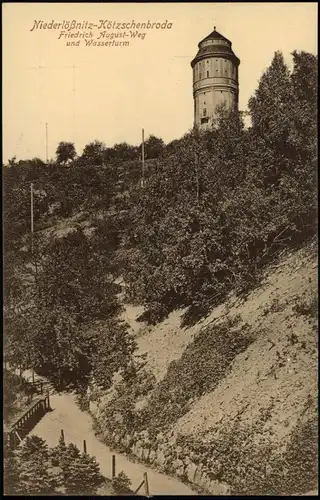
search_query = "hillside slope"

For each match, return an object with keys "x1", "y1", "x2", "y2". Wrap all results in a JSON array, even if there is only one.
[{"x1": 90, "y1": 240, "x2": 318, "y2": 495}]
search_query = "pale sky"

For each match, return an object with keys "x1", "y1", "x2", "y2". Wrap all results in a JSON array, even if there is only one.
[{"x1": 2, "y1": 2, "x2": 318, "y2": 162}]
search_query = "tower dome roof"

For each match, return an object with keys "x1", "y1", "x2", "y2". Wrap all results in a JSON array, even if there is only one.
[
  {"x1": 200, "y1": 27, "x2": 231, "y2": 45},
  {"x1": 191, "y1": 27, "x2": 240, "y2": 68}
]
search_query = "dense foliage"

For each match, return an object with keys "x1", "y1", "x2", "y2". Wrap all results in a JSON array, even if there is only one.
[
  {"x1": 112, "y1": 471, "x2": 133, "y2": 494},
  {"x1": 3, "y1": 49, "x2": 317, "y2": 392},
  {"x1": 120, "y1": 51, "x2": 317, "y2": 322},
  {"x1": 5, "y1": 227, "x2": 136, "y2": 389},
  {"x1": 4, "y1": 434, "x2": 105, "y2": 495},
  {"x1": 3, "y1": 370, "x2": 35, "y2": 422},
  {"x1": 2, "y1": 48, "x2": 317, "y2": 497},
  {"x1": 174, "y1": 409, "x2": 318, "y2": 496},
  {"x1": 94, "y1": 318, "x2": 253, "y2": 439}
]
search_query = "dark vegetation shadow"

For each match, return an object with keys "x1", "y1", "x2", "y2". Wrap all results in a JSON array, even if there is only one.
[{"x1": 181, "y1": 303, "x2": 215, "y2": 328}]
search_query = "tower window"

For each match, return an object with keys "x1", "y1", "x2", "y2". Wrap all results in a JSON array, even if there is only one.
[
  {"x1": 207, "y1": 71, "x2": 209, "y2": 77},
  {"x1": 201, "y1": 117, "x2": 209, "y2": 124},
  {"x1": 203, "y1": 108, "x2": 207, "y2": 117}
]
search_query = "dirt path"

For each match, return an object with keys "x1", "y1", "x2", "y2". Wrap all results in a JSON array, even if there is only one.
[{"x1": 20, "y1": 370, "x2": 197, "y2": 496}]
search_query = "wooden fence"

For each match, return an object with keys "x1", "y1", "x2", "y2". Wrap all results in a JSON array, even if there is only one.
[{"x1": 5, "y1": 393, "x2": 51, "y2": 450}]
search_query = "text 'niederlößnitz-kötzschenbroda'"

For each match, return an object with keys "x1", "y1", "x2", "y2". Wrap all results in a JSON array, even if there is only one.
[{"x1": 30, "y1": 20, "x2": 173, "y2": 32}]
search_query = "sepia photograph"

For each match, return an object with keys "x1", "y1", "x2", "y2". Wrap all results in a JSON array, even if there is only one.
[{"x1": 2, "y1": 1, "x2": 318, "y2": 496}]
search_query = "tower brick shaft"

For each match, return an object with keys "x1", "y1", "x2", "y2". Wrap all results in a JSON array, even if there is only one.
[{"x1": 191, "y1": 27, "x2": 240, "y2": 129}]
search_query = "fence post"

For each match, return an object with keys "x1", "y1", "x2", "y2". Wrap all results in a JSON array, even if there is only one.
[
  {"x1": 9, "y1": 431, "x2": 15, "y2": 451},
  {"x1": 112, "y1": 455, "x2": 116, "y2": 478},
  {"x1": 144, "y1": 472, "x2": 150, "y2": 495},
  {"x1": 83, "y1": 440, "x2": 87, "y2": 454},
  {"x1": 15, "y1": 429, "x2": 22, "y2": 443},
  {"x1": 61, "y1": 429, "x2": 65, "y2": 443}
]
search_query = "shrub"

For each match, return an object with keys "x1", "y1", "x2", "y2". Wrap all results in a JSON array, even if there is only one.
[
  {"x1": 282, "y1": 415, "x2": 318, "y2": 494},
  {"x1": 174, "y1": 410, "x2": 318, "y2": 495},
  {"x1": 138, "y1": 318, "x2": 253, "y2": 431},
  {"x1": 3, "y1": 370, "x2": 32, "y2": 422},
  {"x1": 293, "y1": 295, "x2": 318, "y2": 319},
  {"x1": 65, "y1": 452, "x2": 104, "y2": 495},
  {"x1": 112, "y1": 471, "x2": 132, "y2": 494},
  {"x1": 3, "y1": 455, "x2": 21, "y2": 495}
]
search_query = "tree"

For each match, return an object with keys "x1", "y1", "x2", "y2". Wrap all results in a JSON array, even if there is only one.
[
  {"x1": 51, "y1": 441, "x2": 104, "y2": 495},
  {"x1": 4, "y1": 434, "x2": 106, "y2": 496},
  {"x1": 50, "y1": 434, "x2": 67, "y2": 467},
  {"x1": 165, "y1": 138, "x2": 183, "y2": 155},
  {"x1": 3, "y1": 370, "x2": 33, "y2": 422},
  {"x1": 17, "y1": 436, "x2": 57, "y2": 495},
  {"x1": 141, "y1": 134, "x2": 165, "y2": 159},
  {"x1": 34, "y1": 228, "x2": 120, "y2": 323},
  {"x1": 56, "y1": 141, "x2": 77, "y2": 164},
  {"x1": 248, "y1": 51, "x2": 293, "y2": 149},
  {"x1": 291, "y1": 50, "x2": 317, "y2": 104},
  {"x1": 26, "y1": 227, "x2": 133, "y2": 388},
  {"x1": 82, "y1": 140, "x2": 106, "y2": 166},
  {"x1": 4, "y1": 311, "x2": 37, "y2": 374},
  {"x1": 65, "y1": 452, "x2": 104, "y2": 495},
  {"x1": 2, "y1": 158, "x2": 49, "y2": 248},
  {"x1": 247, "y1": 50, "x2": 316, "y2": 235},
  {"x1": 4, "y1": 455, "x2": 21, "y2": 495},
  {"x1": 17, "y1": 435, "x2": 50, "y2": 462},
  {"x1": 89, "y1": 319, "x2": 137, "y2": 390},
  {"x1": 112, "y1": 471, "x2": 132, "y2": 493},
  {"x1": 109, "y1": 142, "x2": 138, "y2": 162},
  {"x1": 3, "y1": 163, "x2": 33, "y2": 252},
  {"x1": 289, "y1": 51, "x2": 318, "y2": 158},
  {"x1": 58, "y1": 442, "x2": 81, "y2": 482},
  {"x1": 18, "y1": 456, "x2": 58, "y2": 495}
]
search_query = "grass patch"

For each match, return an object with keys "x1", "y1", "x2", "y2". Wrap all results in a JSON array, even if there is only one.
[
  {"x1": 293, "y1": 294, "x2": 318, "y2": 320},
  {"x1": 137, "y1": 317, "x2": 254, "y2": 432},
  {"x1": 175, "y1": 408, "x2": 318, "y2": 496},
  {"x1": 96, "y1": 317, "x2": 254, "y2": 438}
]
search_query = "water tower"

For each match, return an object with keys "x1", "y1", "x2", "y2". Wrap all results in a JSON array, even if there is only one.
[{"x1": 191, "y1": 27, "x2": 240, "y2": 129}]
